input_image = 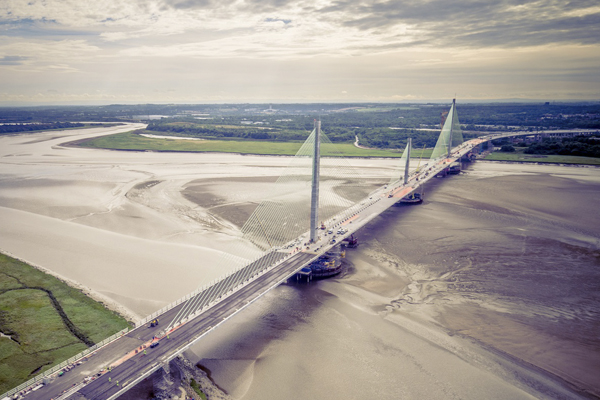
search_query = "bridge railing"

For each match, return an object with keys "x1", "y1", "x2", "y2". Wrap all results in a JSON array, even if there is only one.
[
  {"x1": 135, "y1": 284, "x2": 208, "y2": 329},
  {"x1": 167, "y1": 250, "x2": 292, "y2": 329},
  {"x1": 1, "y1": 327, "x2": 130, "y2": 399},
  {"x1": 134, "y1": 250, "x2": 272, "y2": 330}
]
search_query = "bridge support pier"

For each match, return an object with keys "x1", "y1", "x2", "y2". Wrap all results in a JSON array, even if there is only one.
[
  {"x1": 162, "y1": 362, "x2": 170, "y2": 374},
  {"x1": 152, "y1": 360, "x2": 178, "y2": 399}
]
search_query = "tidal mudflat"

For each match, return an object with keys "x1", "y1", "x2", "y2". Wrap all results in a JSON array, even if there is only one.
[{"x1": 1, "y1": 126, "x2": 598, "y2": 399}]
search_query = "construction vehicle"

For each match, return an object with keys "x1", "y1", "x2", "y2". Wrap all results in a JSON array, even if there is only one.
[
  {"x1": 149, "y1": 318, "x2": 159, "y2": 328},
  {"x1": 342, "y1": 234, "x2": 359, "y2": 248}
]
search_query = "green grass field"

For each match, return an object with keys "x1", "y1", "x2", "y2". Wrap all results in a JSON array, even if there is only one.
[
  {"x1": 0, "y1": 254, "x2": 129, "y2": 393},
  {"x1": 190, "y1": 378, "x2": 208, "y2": 400},
  {"x1": 76, "y1": 131, "x2": 435, "y2": 158},
  {"x1": 484, "y1": 150, "x2": 600, "y2": 165},
  {"x1": 74, "y1": 132, "x2": 599, "y2": 165}
]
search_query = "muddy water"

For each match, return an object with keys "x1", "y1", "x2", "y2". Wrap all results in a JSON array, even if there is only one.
[{"x1": 186, "y1": 162, "x2": 600, "y2": 400}]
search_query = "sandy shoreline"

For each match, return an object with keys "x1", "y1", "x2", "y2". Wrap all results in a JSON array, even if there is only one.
[
  {"x1": 0, "y1": 248, "x2": 141, "y2": 323},
  {"x1": 481, "y1": 159, "x2": 600, "y2": 168}
]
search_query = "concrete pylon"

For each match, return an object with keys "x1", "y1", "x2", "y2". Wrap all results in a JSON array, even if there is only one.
[
  {"x1": 404, "y1": 138, "x2": 411, "y2": 184},
  {"x1": 447, "y1": 98, "x2": 455, "y2": 158},
  {"x1": 310, "y1": 120, "x2": 321, "y2": 242}
]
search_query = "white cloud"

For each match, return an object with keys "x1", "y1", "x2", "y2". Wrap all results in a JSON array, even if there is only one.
[
  {"x1": 46, "y1": 63, "x2": 80, "y2": 73},
  {"x1": 1, "y1": 0, "x2": 159, "y2": 27},
  {"x1": 0, "y1": 37, "x2": 101, "y2": 73},
  {"x1": 0, "y1": 0, "x2": 599, "y2": 103}
]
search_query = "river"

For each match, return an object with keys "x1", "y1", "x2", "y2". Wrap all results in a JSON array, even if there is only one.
[
  {"x1": 184, "y1": 161, "x2": 600, "y2": 400},
  {"x1": 0, "y1": 126, "x2": 598, "y2": 399}
]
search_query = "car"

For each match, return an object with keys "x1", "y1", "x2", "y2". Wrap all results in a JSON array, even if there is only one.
[{"x1": 150, "y1": 342, "x2": 160, "y2": 348}]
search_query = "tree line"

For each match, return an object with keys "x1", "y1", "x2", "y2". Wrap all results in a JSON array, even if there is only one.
[
  {"x1": 524, "y1": 135, "x2": 600, "y2": 158},
  {"x1": 2, "y1": 102, "x2": 598, "y2": 150},
  {"x1": 0, "y1": 122, "x2": 85, "y2": 134}
]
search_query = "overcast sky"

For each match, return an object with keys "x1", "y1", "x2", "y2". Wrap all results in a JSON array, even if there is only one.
[{"x1": 1, "y1": 0, "x2": 599, "y2": 104}]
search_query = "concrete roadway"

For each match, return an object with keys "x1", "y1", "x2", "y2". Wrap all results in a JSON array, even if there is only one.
[{"x1": 21, "y1": 252, "x2": 316, "y2": 400}]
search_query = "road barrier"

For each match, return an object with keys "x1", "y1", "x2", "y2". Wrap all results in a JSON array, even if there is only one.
[{"x1": 1, "y1": 328, "x2": 129, "y2": 399}]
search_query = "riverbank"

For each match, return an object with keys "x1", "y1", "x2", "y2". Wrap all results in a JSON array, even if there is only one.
[
  {"x1": 69, "y1": 131, "x2": 419, "y2": 158},
  {"x1": 72, "y1": 131, "x2": 600, "y2": 165},
  {"x1": 0, "y1": 251, "x2": 130, "y2": 394},
  {"x1": 484, "y1": 150, "x2": 600, "y2": 165},
  {"x1": 0, "y1": 250, "x2": 141, "y2": 323}
]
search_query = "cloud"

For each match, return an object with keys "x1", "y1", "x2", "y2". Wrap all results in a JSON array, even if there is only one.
[
  {"x1": 0, "y1": 0, "x2": 162, "y2": 28},
  {"x1": 3, "y1": 0, "x2": 598, "y2": 53},
  {"x1": 1, "y1": 0, "x2": 599, "y2": 103},
  {"x1": 46, "y1": 63, "x2": 79, "y2": 73},
  {"x1": 0, "y1": 37, "x2": 100, "y2": 73},
  {"x1": 265, "y1": 18, "x2": 292, "y2": 24},
  {"x1": 0, "y1": 18, "x2": 101, "y2": 39},
  {"x1": 324, "y1": 0, "x2": 600, "y2": 48},
  {"x1": 159, "y1": 0, "x2": 237, "y2": 10},
  {"x1": 0, "y1": 55, "x2": 29, "y2": 65}
]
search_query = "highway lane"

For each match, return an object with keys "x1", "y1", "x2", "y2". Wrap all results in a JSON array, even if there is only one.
[{"x1": 17, "y1": 303, "x2": 188, "y2": 400}]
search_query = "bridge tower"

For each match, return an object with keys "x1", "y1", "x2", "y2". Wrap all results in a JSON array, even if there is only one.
[
  {"x1": 404, "y1": 138, "x2": 412, "y2": 184},
  {"x1": 448, "y1": 98, "x2": 455, "y2": 158},
  {"x1": 448, "y1": 99, "x2": 456, "y2": 158},
  {"x1": 310, "y1": 119, "x2": 321, "y2": 242},
  {"x1": 430, "y1": 98, "x2": 463, "y2": 161}
]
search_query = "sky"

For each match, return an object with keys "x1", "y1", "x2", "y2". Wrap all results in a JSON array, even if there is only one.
[{"x1": 1, "y1": 0, "x2": 599, "y2": 105}]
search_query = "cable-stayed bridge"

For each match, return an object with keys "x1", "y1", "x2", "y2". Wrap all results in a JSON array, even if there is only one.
[{"x1": 7, "y1": 101, "x2": 569, "y2": 400}]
